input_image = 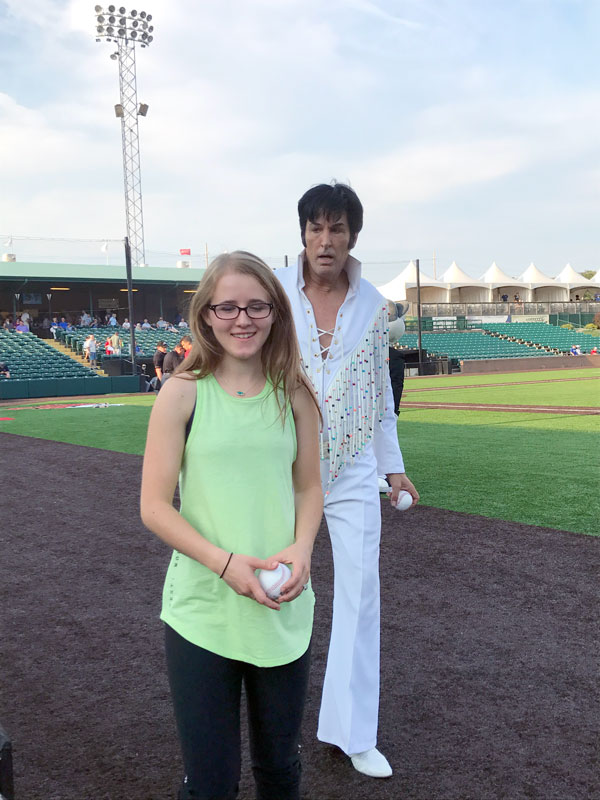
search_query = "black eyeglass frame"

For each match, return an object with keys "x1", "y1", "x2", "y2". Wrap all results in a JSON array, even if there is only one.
[{"x1": 208, "y1": 302, "x2": 274, "y2": 320}]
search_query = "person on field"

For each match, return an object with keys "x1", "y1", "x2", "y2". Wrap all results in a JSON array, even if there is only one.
[
  {"x1": 275, "y1": 182, "x2": 419, "y2": 779},
  {"x1": 141, "y1": 250, "x2": 322, "y2": 800}
]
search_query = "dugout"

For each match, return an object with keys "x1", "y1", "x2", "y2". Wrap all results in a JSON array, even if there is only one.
[{"x1": 0, "y1": 262, "x2": 205, "y2": 327}]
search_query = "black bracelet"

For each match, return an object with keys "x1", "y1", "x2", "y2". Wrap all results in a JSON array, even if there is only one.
[{"x1": 219, "y1": 552, "x2": 234, "y2": 579}]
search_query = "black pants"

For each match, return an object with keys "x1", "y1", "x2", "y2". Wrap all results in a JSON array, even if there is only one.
[{"x1": 164, "y1": 624, "x2": 311, "y2": 800}]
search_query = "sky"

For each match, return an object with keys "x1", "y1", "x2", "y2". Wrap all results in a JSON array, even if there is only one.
[{"x1": 0, "y1": 0, "x2": 599, "y2": 285}]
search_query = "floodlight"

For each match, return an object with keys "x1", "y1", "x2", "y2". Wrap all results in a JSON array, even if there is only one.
[
  {"x1": 108, "y1": 4, "x2": 115, "y2": 11},
  {"x1": 132, "y1": 19, "x2": 138, "y2": 27},
  {"x1": 97, "y1": 25, "x2": 104, "y2": 32},
  {"x1": 108, "y1": 14, "x2": 115, "y2": 22},
  {"x1": 97, "y1": 14, "x2": 104, "y2": 22},
  {"x1": 147, "y1": 34, "x2": 152, "y2": 42},
  {"x1": 131, "y1": 30, "x2": 137, "y2": 37},
  {"x1": 141, "y1": 32, "x2": 147, "y2": 39},
  {"x1": 138, "y1": 103, "x2": 148, "y2": 116},
  {"x1": 140, "y1": 10, "x2": 146, "y2": 18},
  {"x1": 119, "y1": 6, "x2": 126, "y2": 12},
  {"x1": 115, "y1": 103, "x2": 124, "y2": 117},
  {"x1": 146, "y1": 13, "x2": 152, "y2": 20},
  {"x1": 131, "y1": 9, "x2": 137, "y2": 15},
  {"x1": 120, "y1": 16, "x2": 126, "y2": 24},
  {"x1": 106, "y1": 25, "x2": 114, "y2": 33},
  {"x1": 110, "y1": 52, "x2": 118, "y2": 60},
  {"x1": 95, "y1": 4, "x2": 102, "y2": 11},
  {"x1": 148, "y1": 25, "x2": 153, "y2": 31}
]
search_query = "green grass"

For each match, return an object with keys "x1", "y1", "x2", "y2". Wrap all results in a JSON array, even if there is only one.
[
  {"x1": 0, "y1": 395, "x2": 153, "y2": 454},
  {"x1": 404, "y1": 377, "x2": 600, "y2": 407},
  {"x1": 403, "y1": 367, "x2": 600, "y2": 390},
  {"x1": 398, "y1": 407, "x2": 600, "y2": 536},
  {"x1": 1, "y1": 374, "x2": 599, "y2": 535}
]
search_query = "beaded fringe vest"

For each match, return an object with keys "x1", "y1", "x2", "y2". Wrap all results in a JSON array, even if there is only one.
[{"x1": 303, "y1": 302, "x2": 390, "y2": 493}]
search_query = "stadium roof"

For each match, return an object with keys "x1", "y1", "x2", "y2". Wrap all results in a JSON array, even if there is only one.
[{"x1": 0, "y1": 262, "x2": 205, "y2": 285}]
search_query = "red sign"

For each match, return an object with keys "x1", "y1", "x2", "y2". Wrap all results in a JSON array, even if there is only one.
[{"x1": 179, "y1": 248, "x2": 191, "y2": 256}]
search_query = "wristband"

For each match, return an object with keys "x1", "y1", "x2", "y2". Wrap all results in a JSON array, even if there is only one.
[{"x1": 219, "y1": 552, "x2": 234, "y2": 579}]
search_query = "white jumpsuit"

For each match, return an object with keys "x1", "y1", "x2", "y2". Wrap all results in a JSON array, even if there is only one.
[{"x1": 276, "y1": 254, "x2": 405, "y2": 755}]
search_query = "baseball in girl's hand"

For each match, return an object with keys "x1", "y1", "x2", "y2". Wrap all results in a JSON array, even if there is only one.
[{"x1": 257, "y1": 563, "x2": 291, "y2": 599}]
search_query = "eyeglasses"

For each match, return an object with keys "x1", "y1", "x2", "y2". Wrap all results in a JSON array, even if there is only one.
[{"x1": 208, "y1": 302, "x2": 273, "y2": 320}]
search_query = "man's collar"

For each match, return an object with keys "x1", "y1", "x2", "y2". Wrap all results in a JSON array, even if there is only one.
[{"x1": 296, "y1": 250, "x2": 362, "y2": 295}]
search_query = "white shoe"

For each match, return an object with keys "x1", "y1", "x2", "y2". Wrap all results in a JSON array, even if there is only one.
[
  {"x1": 377, "y1": 477, "x2": 390, "y2": 493},
  {"x1": 349, "y1": 747, "x2": 392, "y2": 778}
]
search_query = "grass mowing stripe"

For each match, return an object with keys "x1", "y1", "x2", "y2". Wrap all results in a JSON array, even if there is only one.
[
  {"x1": 402, "y1": 367, "x2": 600, "y2": 390},
  {"x1": 398, "y1": 409, "x2": 600, "y2": 536},
  {"x1": 403, "y1": 379, "x2": 600, "y2": 407}
]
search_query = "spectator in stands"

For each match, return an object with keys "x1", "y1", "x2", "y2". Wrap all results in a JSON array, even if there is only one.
[
  {"x1": 514, "y1": 293, "x2": 521, "y2": 302},
  {"x1": 156, "y1": 316, "x2": 168, "y2": 329},
  {"x1": 569, "y1": 344, "x2": 582, "y2": 356},
  {"x1": 83, "y1": 335, "x2": 92, "y2": 361},
  {"x1": 0, "y1": 362, "x2": 10, "y2": 378},
  {"x1": 594, "y1": 293, "x2": 600, "y2": 302},
  {"x1": 3, "y1": 317, "x2": 14, "y2": 330},
  {"x1": 135, "y1": 322, "x2": 143, "y2": 331},
  {"x1": 122, "y1": 318, "x2": 131, "y2": 330},
  {"x1": 501, "y1": 293, "x2": 509, "y2": 302},
  {"x1": 42, "y1": 316, "x2": 51, "y2": 330},
  {"x1": 178, "y1": 317, "x2": 189, "y2": 328},
  {"x1": 110, "y1": 330, "x2": 123, "y2": 356},
  {"x1": 161, "y1": 342, "x2": 185, "y2": 384},
  {"x1": 167, "y1": 322, "x2": 179, "y2": 333},
  {"x1": 88, "y1": 335, "x2": 98, "y2": 368},
  {"x1": 104, "y1": 336, "x2": 114, "y2": 356},
  {"x1": 575, "y1": 294, "x2": 580, "y2": 302},
  {"x1": 590, "y1": 346, "x2": 598, "y2": 355},
  {"x1": 91, "y1": 317, "x2": 100, "y2": 328},
  {"x1": 80, "y1": 310, "x2": 91, "y2": 326},
  {"x1": 58, "y1": 317, "x2": 69, "y2": 331},
  {"x1": 109, "y1": 312, "x2": 118, "y2": 327},
  {"x1": 20, "y1": 311, "x2": 31, "y2": 328},
  {"x1": 142, "y1": 318, "x2": 152, "y2": 329},
  {"x1": 180, "y1": 335, "x2": 193, "y2": 358},
  {"x1": 153, "y1": 341, "x2": 168, "y2": 389},
  {"x1": 15, "y1": 319, "x2": 29, "y2": 333}
]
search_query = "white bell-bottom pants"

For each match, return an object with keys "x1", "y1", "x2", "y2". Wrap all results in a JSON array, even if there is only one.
[{"x1": 317, "y1": 450, "x2": 381, "y2": 755}]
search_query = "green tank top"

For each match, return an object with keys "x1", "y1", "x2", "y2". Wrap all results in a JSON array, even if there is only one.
[{"x1": 160, "y1": 374, "x2": 315, "y2": 666}]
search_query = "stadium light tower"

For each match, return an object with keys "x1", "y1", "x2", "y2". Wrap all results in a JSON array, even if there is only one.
[{"x1": 94, "y1": 5, "x2": 154, "y2": 267}]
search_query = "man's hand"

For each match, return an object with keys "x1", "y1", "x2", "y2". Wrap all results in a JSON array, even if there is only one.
[{"x1": 385, "y1": 473, "x2": 419, "y2": 509}]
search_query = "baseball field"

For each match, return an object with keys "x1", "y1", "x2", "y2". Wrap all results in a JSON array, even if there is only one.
[{"x1": 1, "y1": 366, "x2": 599, "y2": 799}]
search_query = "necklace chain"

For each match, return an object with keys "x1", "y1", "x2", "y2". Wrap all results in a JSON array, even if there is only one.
[{"x1": 216, "y1": 372, "x2": 263, "y2": 398}]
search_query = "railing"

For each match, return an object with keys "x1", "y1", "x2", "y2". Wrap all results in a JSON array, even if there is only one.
[{"x1": 411, "y1": 301, "x2": 600, "y2": 317}]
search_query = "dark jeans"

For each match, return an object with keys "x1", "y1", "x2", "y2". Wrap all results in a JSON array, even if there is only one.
[{"x1": 164, "y1": 624, "x2": 311, "y2": 800}]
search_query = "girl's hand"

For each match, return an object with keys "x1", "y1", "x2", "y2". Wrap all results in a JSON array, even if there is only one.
[
  {"x1": 220, "y1": 553, "x2": 281, "y2": 611},
  {"x1": 268, "y1": 542, "x2": 312, "y2": 603}
]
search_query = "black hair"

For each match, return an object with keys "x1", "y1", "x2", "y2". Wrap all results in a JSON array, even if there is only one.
[{"x1": 298, "y1": 182, "x2": 363, "y2": 248}]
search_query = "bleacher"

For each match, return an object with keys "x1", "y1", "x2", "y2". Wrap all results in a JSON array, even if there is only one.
[
  {"x1": 0, "y1": 329, "x2": 141, "y2": 400},
  {"x1": 397, "y1": 331, "x2": 556, "y2": 361},
  {"x1": 480, "y1": 322, "x2": 597, "y2": 354},
  {"x1": 57, "y1": 326, "x2": 185, "y2": 360},
  {"x1": 0, "y1": 329, "x2": 97, "y2": 379}
]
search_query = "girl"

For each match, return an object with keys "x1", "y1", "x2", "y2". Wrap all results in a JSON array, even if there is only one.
[{"x1": 141, "y1": 251, "x2": 322, "y2": 800}]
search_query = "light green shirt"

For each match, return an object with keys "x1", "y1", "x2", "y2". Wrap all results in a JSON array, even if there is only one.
[{"x1": 160, "y1": 375, "x2": 315, "y2": 666}]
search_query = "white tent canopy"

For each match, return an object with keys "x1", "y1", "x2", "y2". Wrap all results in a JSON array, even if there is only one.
[
  {"x1": 555, "y1": 263, "x2": 600, "y2": 289},
  {"x1": 439, "y1": 261, "x2": 487, "y2": 288},
  {"x1": 479, "y1": 262, "x2": 527, "y2": 289},
  {"x1": 518, "y1": 262, "x2": 567, "y2": 288}
]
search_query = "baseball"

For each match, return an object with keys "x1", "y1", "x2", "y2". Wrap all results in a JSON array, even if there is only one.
[
  {"x1": 395, "y1": 490, "x2": 413, "y2": 511},
  {"x1": 257, "y1": 563, "x2": 291, "y2": 599}
]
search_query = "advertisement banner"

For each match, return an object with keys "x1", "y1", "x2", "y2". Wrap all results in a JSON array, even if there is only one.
[{"x1": 511, "y1": 315, "x2": 550, "y2": 324}]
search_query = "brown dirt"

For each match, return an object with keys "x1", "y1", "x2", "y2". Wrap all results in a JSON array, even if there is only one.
[{"x1": 1, "y1": 432, "x2": 598, "y2": 800}]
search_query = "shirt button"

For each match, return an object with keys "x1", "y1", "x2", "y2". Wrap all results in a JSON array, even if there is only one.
[{"x1": 328, "y1": 354, "x2": 333, "y2": 359}]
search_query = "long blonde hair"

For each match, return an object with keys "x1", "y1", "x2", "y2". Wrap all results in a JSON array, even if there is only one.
[{"x1": 177, "y1": 251, "x2": 316, "y2": 416}]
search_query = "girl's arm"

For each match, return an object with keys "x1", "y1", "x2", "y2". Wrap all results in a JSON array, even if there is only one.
[
  {"x1": 276, "y1": 382, "x2": 323, "y2": 602},
  {"x1": 140, "y1": 375, "x2": 281, "y2": 610}
]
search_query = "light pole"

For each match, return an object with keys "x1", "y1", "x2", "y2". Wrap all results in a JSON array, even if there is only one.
[{"x1": 94, "y1": 5, "x2": 154, "y2": 267}]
